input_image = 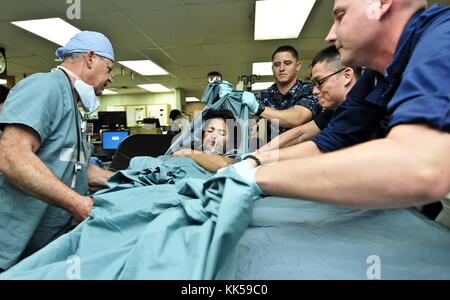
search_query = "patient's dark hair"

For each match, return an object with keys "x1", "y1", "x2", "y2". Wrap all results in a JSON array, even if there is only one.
[
  {"x1": 0, "y1": 85, "x2": 10, "y2": 103},
  {"x1": 202, "y1": 109, "x2": 235, "y2": 123}
]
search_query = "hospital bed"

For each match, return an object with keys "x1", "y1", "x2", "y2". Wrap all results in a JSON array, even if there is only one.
[
  {"x1": 237, "y1": 197, "x2": 450, "y2": 279},
  {"x1": 2, "y1": 81, "x2": 449, "y2": 279}
]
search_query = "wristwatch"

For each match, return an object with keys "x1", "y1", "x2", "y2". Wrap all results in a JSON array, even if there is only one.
[
  {"x1": 243, "y1": 154, "x2": 261, "y2": 167},
  {"x1": 255, "y1": 104, "x2": 265, "y2": 117}
]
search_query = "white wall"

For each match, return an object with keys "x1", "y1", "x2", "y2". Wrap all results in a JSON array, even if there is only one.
[
  {"x1": 186, "y1": 102, "x2": 206, "y2": 120},
  {"x1": 98, "y1": 92, "x2": 177, "y2": 112}
]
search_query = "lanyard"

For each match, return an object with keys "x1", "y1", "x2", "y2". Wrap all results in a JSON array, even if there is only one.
[{"x1": 60, "y1": 69, "x2": 82, "y2": 188}]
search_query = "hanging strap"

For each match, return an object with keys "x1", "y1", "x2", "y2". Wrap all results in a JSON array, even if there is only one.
[{"x1": 60, "y1": 69, "x2": 82, "y2": 189}]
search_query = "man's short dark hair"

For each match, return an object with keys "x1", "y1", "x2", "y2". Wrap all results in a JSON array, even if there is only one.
[
  {"x1": 169, "y1": 109, "x2": 182, "y2": 121},
  {"x1": 310, "y1": 45, "x2": 343, "y2": 70},
  {"x1": 0, "y1": 85, "x2": 10, "y2": 103},
  {"x1": 272, "y1": 45, "x2": 299, "y2": 61},
  {"x1": 310, "y1": 45, "x2": 363, "y2": 78},
  {"x1": 207, "y1": 71, "x2": 222, "y2": 78}
]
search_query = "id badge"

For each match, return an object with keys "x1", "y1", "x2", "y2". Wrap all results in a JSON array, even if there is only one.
[{"x1": 70, "y1": 162, "x2": 82, "y2": 189}]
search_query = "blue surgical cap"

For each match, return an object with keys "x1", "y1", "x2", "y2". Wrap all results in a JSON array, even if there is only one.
[{"x1": 55, "y1": 31, "x2": 115, "y2": 61}]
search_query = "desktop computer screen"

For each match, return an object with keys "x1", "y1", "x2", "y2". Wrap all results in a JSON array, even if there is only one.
[
  {"x1": 101, "y1": 130, "x2": 130, "y2": 151},
  {"x1": 98, "y1": 111, "x2": 127, "y2": 130}
]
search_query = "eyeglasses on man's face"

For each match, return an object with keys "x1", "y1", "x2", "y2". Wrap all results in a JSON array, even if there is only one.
[
  {"x1": 312, "y1": 68, "x2": 346, "y2": 88},
  {"x1": 96, "y1": 54, "x2": 114, "y2": 76}
]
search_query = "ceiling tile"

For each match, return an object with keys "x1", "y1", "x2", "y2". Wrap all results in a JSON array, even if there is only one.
[
  {"x1": 163, "y1": 45, "x2": 214, "y2": 66},
  {"x1": 124, "y1": 6, "x2": 202, "y2": 47},
  {"x1": 110, "y1": 0, "x2": 182, "y2": 10},
  {"x1": 184, "y1": 0, "x2": 254, "y2": 44}
]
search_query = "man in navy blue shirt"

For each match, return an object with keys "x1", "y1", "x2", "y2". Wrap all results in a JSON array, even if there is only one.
[
  {"x1": 239, "y1": 0, "x2": 450, "y2": 209},
  {"x1": 243, "y1": 46, "x2": 319, "y2": 138},
  {"x1": 257, "y1": 45, "x2": 360, "y2": 154}
]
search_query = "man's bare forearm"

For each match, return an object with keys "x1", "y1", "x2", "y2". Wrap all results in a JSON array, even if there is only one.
[
  {"x1": 0, "y1": 147, "x2": 88, "y2": 214},
  {"x1": 256, "y1": 141, "x2": 322, "y2": 165},
  {"x1": 259, "y1": 126, "x2": 304, "y2": 152},
  {"x1": 260, "y1": 106, "x2": 312, "y2": 128},
  {"x1": 0, "y1": 125, "x2": 91, "y2": 220},
  {"x1": 259, "y1": 121, "x2": 321, "y2": 153},
  {"x1": 256, "y1": 125, "x2": 450, "y2": 208}
]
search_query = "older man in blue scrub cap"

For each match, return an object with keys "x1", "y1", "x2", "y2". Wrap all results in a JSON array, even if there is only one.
[{"x1": 0, "y1": 31, "x2": 115, "y2": 271}]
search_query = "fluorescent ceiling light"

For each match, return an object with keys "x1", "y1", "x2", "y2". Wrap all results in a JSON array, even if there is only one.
[
  {"x1": 252, "y1": 82, "x2": 274, "y2": 91},
  {"x1": 11, "y1": 18, "x2": 81, "y2": 46},
  {"x1": 252, "y1": 62, "x2": 273, "y2": 76},
  {"x1": 102, "y1": 89, "x2": 118, "y2": 95},
  {"x1": 0, "y1": 79, "x2": 7, "y2": 85},
  {"x1": 254, "y1": 0, "x2": 316, "y2": 40},
  {"x1": 186, "y1": 97, "x2": 200, "y2": 103},
  {"x1": 119, "y1": 60, "x2": 168, "y2": 76},
  {"x1": 138, "y1": 84, "x2": 171, "y2": 93}
]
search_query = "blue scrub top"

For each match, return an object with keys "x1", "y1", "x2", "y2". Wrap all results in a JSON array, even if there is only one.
[
  {"x1": 313, "y1": 5, "x2": 450, "y2": 152},
  {"x1": 0, "y1": 69, "x2": 90, "y2": 270}
]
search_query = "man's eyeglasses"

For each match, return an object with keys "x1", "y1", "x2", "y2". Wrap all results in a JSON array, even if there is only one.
[
  {"x1": 312, "y1": 68, "x2": 346, "y2": 88},
  {"x1": 96, "y1": 55, "x2": 114, "y2": 76}
]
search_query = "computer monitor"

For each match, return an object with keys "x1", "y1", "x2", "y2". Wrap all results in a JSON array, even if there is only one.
[
  {"x1": 98, "y1": 111, "x2": 127, "y2": 130},
  {"x1": 101, "y1": 130, "x2": 130, "y2": 151}
]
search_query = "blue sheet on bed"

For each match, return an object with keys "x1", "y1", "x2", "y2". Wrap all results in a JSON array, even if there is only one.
[
  {"x1": 236, "y1": 197, "x2": 450, "y2": 279},
  {"x1": 0, "y1": 156, "x2": 257, "y2": 279},
  {"x1": 2, "y1": 157, "x2": 449, "y2": 279}
]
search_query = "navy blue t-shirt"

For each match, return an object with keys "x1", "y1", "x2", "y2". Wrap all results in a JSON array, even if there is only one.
[{"x1": 313, "y1": 5, "x2": 450, "y2": 152}]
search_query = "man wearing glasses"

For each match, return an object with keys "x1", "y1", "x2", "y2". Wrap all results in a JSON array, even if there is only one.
[
  {"x1": 258, "y1": 46, "x2": 359, "y2": 154},
  {"x1": 242, "y1": 45, "x2": 320, "y2": 140},
  {"x1": 234, "y1": 0, "x2": 450, "y2": 211},
  {"x1": 0, "y1": 31, "x2": 115, "y2": 271}
]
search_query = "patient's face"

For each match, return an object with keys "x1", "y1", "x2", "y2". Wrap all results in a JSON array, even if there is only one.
[{"x1": 202, "y1": 118, "x2": 227, "y2": 154}]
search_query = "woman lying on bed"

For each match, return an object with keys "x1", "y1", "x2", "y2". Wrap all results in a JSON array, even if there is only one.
[{"x1": 172, "y1": 109, "x2": 238, "y2": 172}]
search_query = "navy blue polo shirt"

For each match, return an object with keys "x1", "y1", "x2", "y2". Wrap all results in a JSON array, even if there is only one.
[
  {"x1": 314, "y1": 108, "x2": 336, "y2": 131},
  {"x1": 313, "y1": 5, "x2": 450, "y2": 152}
]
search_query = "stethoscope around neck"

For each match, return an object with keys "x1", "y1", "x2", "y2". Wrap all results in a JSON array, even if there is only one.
[{"x1": 59, "y1": 68, "x2": 82, "y2": 189}]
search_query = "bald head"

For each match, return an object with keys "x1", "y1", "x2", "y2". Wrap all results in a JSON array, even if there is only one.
[
  {"x1": 356, "y1": 0, "x2": 427, "y2": 22},
  {"x1": 326, "y1": 0, "x2": 428, "y2": 73}
]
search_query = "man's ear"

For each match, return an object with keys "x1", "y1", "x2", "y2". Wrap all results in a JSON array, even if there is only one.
[
  {"x1": 367, "y1": 0, "x2": 393, "y2": 20},
  {"x1": 296, "y1": 61, "x2": 302, "y2": 72},
  {"x1": 343, "y1": 68, "x2": 354, "y2": 87},
  {"x1": 84, "y1": 51, "x2": 96, "y2": 69},
  {"x1": 379, "y1": 0, "x2": 393, "y2": 19}
]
